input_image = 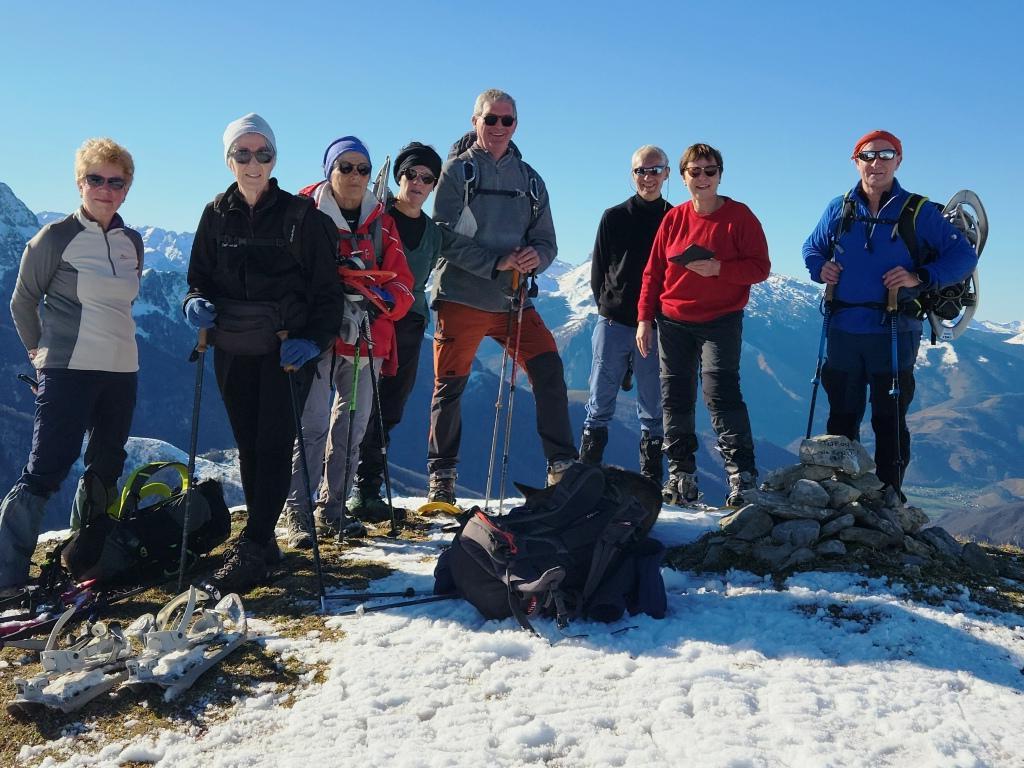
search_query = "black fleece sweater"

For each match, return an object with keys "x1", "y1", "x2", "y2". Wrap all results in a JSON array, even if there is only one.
[{"x1": 590, "y1": 194, "x2": 672, "y2": 327}]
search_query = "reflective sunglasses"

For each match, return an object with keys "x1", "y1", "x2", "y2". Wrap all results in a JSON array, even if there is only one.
[
  {"x1": 482, "y1": 114, "x2": 516, "y2": 127},
  {"x1": 856, "y1": 149, "x2": 898, "y2": 162},
  {"x1": 401, "y1": 168, "x2": 437, "y2": 185},
  {"x1": 335, "y1": 161, "x2": 372, "y2": 176},
  {"x1": 683, "y1": 165, "x2": 720, "y2": 178},
  {"x1": 230, "y1": 147, "x2": 275, "y2": 164},
  {"x1": 83, "y1": 174, "x2": 127, "y2": 191},
  {"x1": 633, "y1": 165, "x2": 667, "y2": 177}
]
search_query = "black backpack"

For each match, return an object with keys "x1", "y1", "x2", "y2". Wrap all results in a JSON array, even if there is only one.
[
  {"x1": 60, "y1": 462, "x2": 231, "y2": 586},
  {"x1": 434, "y1": 464, "x2": 667, "y2": 632}
]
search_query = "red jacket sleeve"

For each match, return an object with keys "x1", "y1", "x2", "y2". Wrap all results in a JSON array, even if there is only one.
[
  {"x1": 638, "y1": 210, "x2": 673, "y2": 322},
  {"x1": 378, "y1": 213, "x2": 414, "y2": 322},
  {"x1": 717, "y1": 204, "x2": 771, "y2": 286}
]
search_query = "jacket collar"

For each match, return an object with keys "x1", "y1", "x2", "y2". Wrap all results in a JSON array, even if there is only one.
[{"x1": 73, "y1": 207, "x2": 125, "y2": 232}]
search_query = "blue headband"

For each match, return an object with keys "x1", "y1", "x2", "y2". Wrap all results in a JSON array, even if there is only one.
[{"x1": 323, "y1": 136, "x2": 371, "y2": 179}]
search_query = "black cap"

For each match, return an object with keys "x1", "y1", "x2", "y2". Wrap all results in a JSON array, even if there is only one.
[{"x1": 394, "y1": 142, "x2": 443, "y2": 183}]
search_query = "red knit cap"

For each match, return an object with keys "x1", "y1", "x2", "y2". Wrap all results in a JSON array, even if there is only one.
[{"x1": 852, "y1": 130, "x2": 902, "y2": 159}]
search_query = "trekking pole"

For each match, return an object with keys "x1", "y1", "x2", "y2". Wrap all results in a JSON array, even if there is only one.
[
  {"x1": 335, "y1": 593, "x2": 457, "y2": 617},
  {"x1": 886, "y1": 287, "x2": 903, "y2": 499},
  {"x1": 360, "y1": 314, "x2": 399, "y2": 536},
  {"x1": 806, "y1": 282, "x2": 835, "y2": 439},
  {"x1": 177, "y1": 329, "x2": 207, "y2": 592},
  {"x1": 497, "y1": 273, "x2": 528, "y2": 514},
  {"x1": 286, "y1": 369, "x2": 328, "y2": 613},
  {"x1": 483, "y1": 275, "x2": 519, "y2": 511},
  {"x1": 337, "y1": 316, "x2": 364, "y2": 542}
]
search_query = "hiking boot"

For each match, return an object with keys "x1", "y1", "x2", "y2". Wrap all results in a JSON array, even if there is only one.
[
  {"x1": 579, "y1": 426, "x2": 608, "y2": 466},
  {"x1": 427, "y1": 469, "x2": 457, "y2": 506},
  {"x1": 264, "y1": 538, "x2": 283, "y2": 565},
  {"x1": 279, "y1": 505, "x2": 315, "y2": 550},
  {"x1": 726, "y1": 472, "x2": 757, "y2": 507},
  {"x1": 639, "y1": 431, "x2": 664, "y2": 485},
  {"x1": 663, "y1": 472, "x2": 700, "y2": 506},
  {"x1": 207, "y1": 537, "x2": 268, "y2": 595},
  {"x1": 546, "y1": 458, "x2": 577, "y2": 487},
  {"x1": 347, "y1": 485, "x2": 396, "y2": 523},
  {"x1": 316, "y1": 504, "x2": 367, "y2": 539}
]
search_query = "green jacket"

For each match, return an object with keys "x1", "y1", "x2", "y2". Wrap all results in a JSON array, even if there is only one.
[{"x1": 389, "y1": 204, "x2": 443, "y2": 319}]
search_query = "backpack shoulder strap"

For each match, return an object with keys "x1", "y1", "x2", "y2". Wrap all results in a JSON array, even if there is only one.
[
  {"x1": 283, "y1": 194, "x2": 313, "y2": 267},
  {"x1": 372, "y1": 217, "x2": 383, "y2": 269},
  {"x1": 896, "y1": 192, "x2": 928, "y2": 266}
]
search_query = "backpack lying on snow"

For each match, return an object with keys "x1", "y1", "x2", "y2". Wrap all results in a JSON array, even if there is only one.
[
  {"x1": 60, "y1": 461, "x2": 231, "y2": 586},
  {"x1": 434, "y1": 464, "x2": 667, "y2": 632}
]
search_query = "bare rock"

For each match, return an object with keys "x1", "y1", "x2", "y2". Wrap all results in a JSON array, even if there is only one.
[
  {"x1": 720, "y1": 505, "x2": 775, "y2": 541},
  {"x1": 723, "y1": 538, "x2": 753, "y2": 556},
  {"x1": 895, "y1": 505, "x2": 929, "y2": 534},
  {"x1": 853, "y1": 507, "x2": 903, "y2": 539},
  {"x1": 772, "y1": 519, "x2": 821, "y2": 548},
  {"x1": 816, "y1": 539, "x2": 847, "y2": 557},
  {"x1": 839, "y1": 526, "x2": 899, "y2": 550},
  {"x1": 902, "y1": 536, "x2": 935, "y2": 559},
  {"x1": 852, "y1": 441, "x2": 876, "y2": 474},
  {"x1": 821, "y1": 513, "x2": 856, "y2": 538},
  {"x1": 820, "y1": 479, "x2": 862, "y2": 509},
  {"x1": 781, "y1": 547, "x2": 816, "y2": 570},
  {"x1": 799, "y1": 435, "x2": 862, "y2": 475},
  {"x1": 788, "y1": 479, "x2": 831, "y2": 508},
  {"x1": 770, "y1": 504, "x2": 834, "y2": 522},
  {"x1": 701, "y1": 543, "x2": 729, "y2": 570},
  {"x1": 917, "y1": 527, "x2": 963, "y2": 560},
  {"x1": 762, "y1": 463, "x2": 835, "y2": 491},
  {"x1": 841, "y1": 472, "x2": 885, "y2": 497},
  {"x1": 961, "y1": 543, "x2": 998, "y2": 576},
  {"x1": 900, "y1": 555, "x2": 929, "y2": 569},
  {"x1": 752, "y1": 542, "x2": 798, "y2": 570}
]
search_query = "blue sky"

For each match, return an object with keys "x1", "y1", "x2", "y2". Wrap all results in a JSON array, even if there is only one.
[{"x1": 2, "y1": 1, "x2": 1020, "y2": 321}]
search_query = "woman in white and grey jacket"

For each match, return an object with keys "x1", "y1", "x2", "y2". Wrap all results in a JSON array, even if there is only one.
[{"x1": 0, "y1": 137, "x2": 143, "y2": 594}]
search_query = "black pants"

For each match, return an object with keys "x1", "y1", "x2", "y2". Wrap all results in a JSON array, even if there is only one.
[
  {"x1": 658, "y1": 311, "x2": 756, "y2": 476},
  {"x1": 214, "y1": 349, "x2": 313, "y2": 545},
  {"x1": 355, "y1": 312, "x2": 427, "y2": 491},
  {"x1": 822, "y1": 328, "x2": 919, "y2": 491}
]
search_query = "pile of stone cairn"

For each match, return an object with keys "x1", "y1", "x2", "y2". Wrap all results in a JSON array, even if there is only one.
[{"x1": 690, "y1": 435, "x2": 999, "y2": 575}]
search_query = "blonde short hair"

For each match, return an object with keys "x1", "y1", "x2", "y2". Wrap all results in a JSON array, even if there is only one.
[{"x1": 75, "y1": 137, "x2": 135, "y2": 186}]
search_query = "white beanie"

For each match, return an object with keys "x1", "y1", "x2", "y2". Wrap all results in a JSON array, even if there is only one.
[{"x1": 222, "y1": 113, "x2": 276, "y2": 167}]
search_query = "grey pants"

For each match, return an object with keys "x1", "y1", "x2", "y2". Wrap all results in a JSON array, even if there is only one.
[{"x1": 284, "y1": 351, "x2": 380, "y2": 517}]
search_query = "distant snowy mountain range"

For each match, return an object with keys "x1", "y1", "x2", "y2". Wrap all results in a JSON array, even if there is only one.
[{"x1": 2, "y1": 181, "x2": 1023, "y2": 535}]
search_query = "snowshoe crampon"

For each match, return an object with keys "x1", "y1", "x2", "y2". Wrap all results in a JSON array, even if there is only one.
[
  {"x1": 123, "y1": 586, "x2": 248, "y2": 700},
  {"x1": 416, "y1": 501, "x2": 462, "y2": 517},
  {"x1": 7, "y1": 604, "x2": 131, "y2": 716},
  {"x1": 930, "y1": 190, "x2": 988, "y2": 342}
]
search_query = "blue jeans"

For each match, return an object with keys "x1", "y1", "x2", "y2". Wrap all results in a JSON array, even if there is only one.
[{"x1": 584, "y1": 317, "x2": 662, "y2": 435}]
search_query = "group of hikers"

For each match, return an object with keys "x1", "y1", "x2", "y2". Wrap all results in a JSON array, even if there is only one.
[{"x1": 0, "y1": 85, "x2": 979, "y2": 597}]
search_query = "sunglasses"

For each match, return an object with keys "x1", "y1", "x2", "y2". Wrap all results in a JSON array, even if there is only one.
[
  {"x1": 481, "y1": 114, "x2": 516, "y2": 127},
  {"x1": 683, "y1": 166, "x2": 720, "y2": 178},
  {"x1": 856, "y1": 149, "x2": 898, "y2": 162},
  {"x1": 83, "y1": 174, "x2": 127, "y2": 191},
  {"x1": 335, "y1": 161, "x2": 372, "y2": 176},
  {"x1": 633, "y1": 165, "x2": 667, "y2": 177},
  {"x1": 230, "y1": 147, "x2": 275, "y2": 164},
  {"x1": 401, "y1": 168, "x2": 437, "y2": 185}
]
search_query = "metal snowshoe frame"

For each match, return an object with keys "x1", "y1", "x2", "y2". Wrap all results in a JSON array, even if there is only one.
[{"x1": 930, "y1": 189, "x2": 988, "y2": 342}]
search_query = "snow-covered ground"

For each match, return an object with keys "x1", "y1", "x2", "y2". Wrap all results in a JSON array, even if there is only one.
[{"x1": 16, "y1": 500, "x2": 1024, "y2": 768}]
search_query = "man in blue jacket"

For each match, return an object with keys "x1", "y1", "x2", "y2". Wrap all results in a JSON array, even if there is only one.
[{"x1": 802, "y1": 130, "x2": 977, "y2": 497}]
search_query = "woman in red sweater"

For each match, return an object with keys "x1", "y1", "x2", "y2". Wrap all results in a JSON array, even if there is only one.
[{"x1": 636, "y1": 143, "x2": 770, "y2": 507}]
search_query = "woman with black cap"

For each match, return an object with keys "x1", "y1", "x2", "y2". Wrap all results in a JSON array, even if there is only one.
[
  {"x1": 348, "y1": 142, "x2": 446, "y2": 519},
  {"x1": 183, "y1": 113, "x2": 344, "y2": 593}
]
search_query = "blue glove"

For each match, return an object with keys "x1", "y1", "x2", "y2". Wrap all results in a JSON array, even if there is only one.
[
  {"x1": 184, "y1": 298, "x2": 217, "y2": 329},
  {"x1": 366, "y1": 286, "x2": 395, "y2": 320},
  {"x1": 280, "y1": 338, "x2": 320, "y2": 369}
]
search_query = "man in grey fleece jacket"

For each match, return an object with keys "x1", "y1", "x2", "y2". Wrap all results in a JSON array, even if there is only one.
[{"x1": 427, "y1": 88, "x2": 577, "y2": 503}]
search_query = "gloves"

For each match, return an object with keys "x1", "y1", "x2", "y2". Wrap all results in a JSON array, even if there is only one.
[
  {"x1": 184, "y1": 297, "x2": 217, "y2": 329},
  {"x1": 280, "y1": 338, "x2": 320, "y2": 369},
  {"x1": 366, "y1": 286, "x2": 395, "y2": 320}
]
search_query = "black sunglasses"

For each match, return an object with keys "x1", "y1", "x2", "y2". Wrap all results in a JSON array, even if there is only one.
[
  {"x1": 856, "y1": 149, "x2": 898, "y2": 162},
  {"x1": 482, "y1": 114, "x2": 515, "y2": 127},
  {"x1": 683, "y1": 166, "x2": 720, "y2": 178},
  {"x1": 401, "y1": 168, "x2": 436, "y2": 185},
  {"x1": 230, "y1": 147, "x2": 275, "y2": 164},
  {"x1": 336, "y1": 161, "x2": 372, "y2": 176},
  {"x1": 83, "y1": 174, "x2": 127, "y2": 190},
  {"x1": 633, "y1": 165, "x2": 667, "y2": 177}
]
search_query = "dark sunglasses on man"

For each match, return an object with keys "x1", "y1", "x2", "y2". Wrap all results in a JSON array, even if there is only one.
[
  {"x1": 481, "y1": 114, "x2": 515, "y2": 127},
  {"x1": 683, "y1": 165, "x2": 720, "y2": 178},
  {"x1": 401, "y1": 169, "x2": 436, "y2": 185},
  {"x1": 229, "y1": 147, "x2": 275, "y2": 165},
  {"x1": 83, "y1": 174, "x2": 127, "y2": 191},
  {"x1": 633, "y1": 165, "x2": 667, "y2": 177},
  {"x1": 855, "y1": 149, "x2": 898, "y2": 162},
  {"x1": 336, "y1": 161, "x2": 372, "y2": 176}
]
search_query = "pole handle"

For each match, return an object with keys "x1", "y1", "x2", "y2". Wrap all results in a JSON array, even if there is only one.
[
  {"x1": 886, "y1": 287, "x2": 899, "y2": 313},
  {"x1": 197, "y1": 328, "x2": 208, "y2": 353}
]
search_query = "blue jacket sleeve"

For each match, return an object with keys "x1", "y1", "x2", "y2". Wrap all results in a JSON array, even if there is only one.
[
  {"x1": 913, "y1": 203, "x2": 979, "y2": 290},
  {"x1": 802, "y1": 197, "x2": 844, "y2": 284}
]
